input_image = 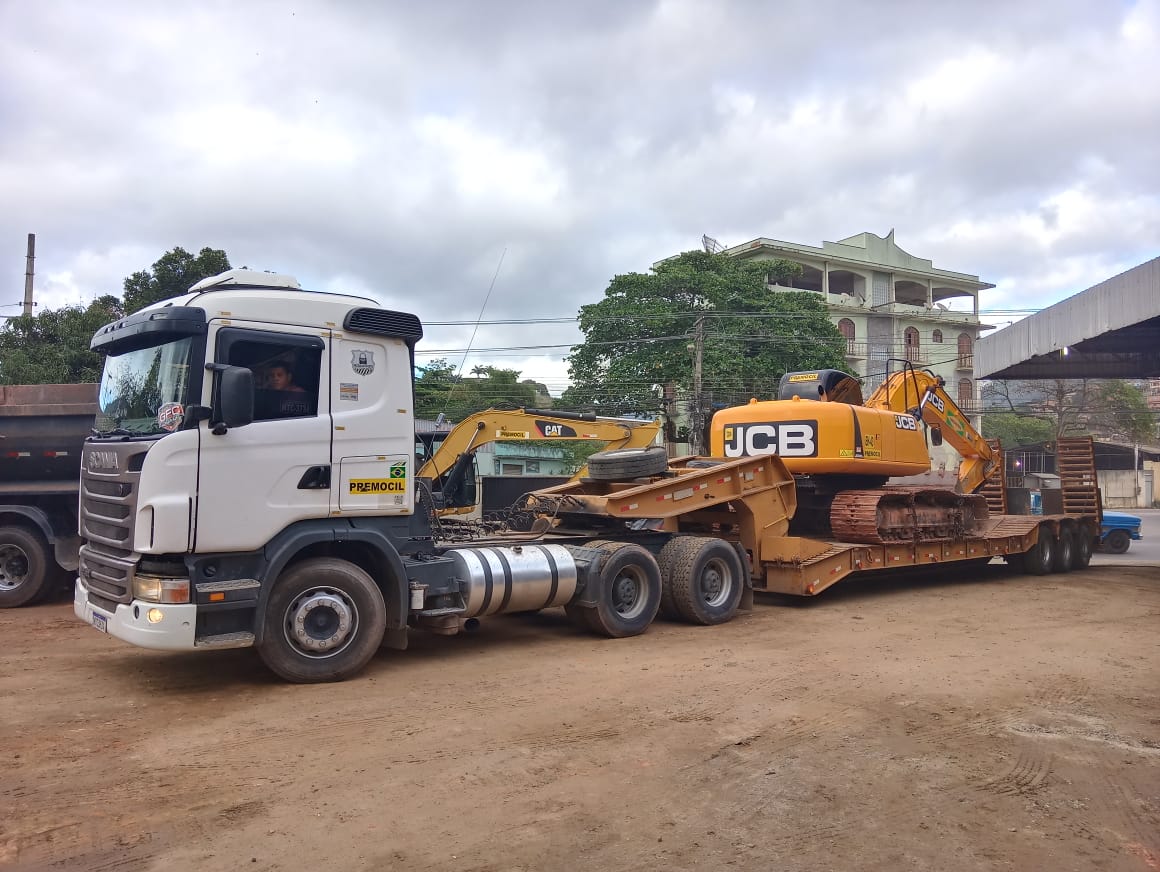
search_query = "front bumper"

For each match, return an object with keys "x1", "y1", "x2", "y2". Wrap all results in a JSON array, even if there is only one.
[{"x1": 74, "y1": 578, "x2": 198, "y2": 651}]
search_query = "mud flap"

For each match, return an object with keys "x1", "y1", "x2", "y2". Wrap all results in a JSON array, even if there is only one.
[{"x1": 379, "y1": 627, "x2": 408, "y2": 650}]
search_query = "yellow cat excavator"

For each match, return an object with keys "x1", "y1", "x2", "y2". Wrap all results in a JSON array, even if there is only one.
[
  {"x1": 420, "y1": 408, "x2": 661, "y2": 515},
  {"x1": 709, "y1": 365, "x2": 996, "y2": 543}
]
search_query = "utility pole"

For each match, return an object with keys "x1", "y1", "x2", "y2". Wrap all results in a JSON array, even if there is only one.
[
  {"x1": 23, "y1": 233, "x2": 36, "y2": 316},
  {"x1": 690, "y1": 313, "x2": 705, "y2": 456}
]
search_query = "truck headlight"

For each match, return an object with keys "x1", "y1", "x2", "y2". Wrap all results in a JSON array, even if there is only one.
[{"x1": 133, "y1": 575, "x2": 190, "y2": 604}]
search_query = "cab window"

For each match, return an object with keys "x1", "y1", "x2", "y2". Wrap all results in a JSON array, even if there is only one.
[{"x1": 217, "y1": 328, "x2": 323, "y2": 421}]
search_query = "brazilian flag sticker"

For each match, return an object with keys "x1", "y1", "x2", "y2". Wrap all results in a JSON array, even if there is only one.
[{"x1": 389, "y1": 462, "x2": 407, "y2": 480}]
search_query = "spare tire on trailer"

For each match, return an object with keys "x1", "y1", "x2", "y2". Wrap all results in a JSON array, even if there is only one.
[{"x1": 586, "y1": 446, "x2": 669, "y2": 481}]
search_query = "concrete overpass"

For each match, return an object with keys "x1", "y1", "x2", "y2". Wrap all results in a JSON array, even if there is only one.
[{"x1": 976, "y1": 256, "x2": 1160, "y2": 379}]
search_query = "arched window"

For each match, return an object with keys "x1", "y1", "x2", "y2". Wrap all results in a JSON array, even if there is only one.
[
  {"x1": 958, "y1": 378, "x2": 973, "y2": 411},
  {"x1": 957, "y1": 333, "x2": 973, "y2": 367},
  {"x1": 904, "y1": 326, "x2": 920, "y2": 362},
  {"x1": 837, "y1": 318, "x2": 855, "y2": 354},
  {"x1": 932, "y1": 329, "x2": 943, "y2": 343}
]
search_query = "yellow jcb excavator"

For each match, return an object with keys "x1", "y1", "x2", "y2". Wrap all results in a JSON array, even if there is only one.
[
  {"x1": 709, "y1": 365, "x2": 996, "y2": 543},
  {"x1": 419, "y1": 408, "x2": 661, "y2": 515}
]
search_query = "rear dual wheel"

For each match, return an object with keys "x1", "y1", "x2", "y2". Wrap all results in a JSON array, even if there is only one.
[
  {"x1": 657, "y1": 537, "x2": 745, "y2": 625},
  {"x1": 1015, "y1": 524, "x2": 1090, "y2": 576},
  {"x1": 1019, "y1": 527, "x2": 1056, "y2": 576}
]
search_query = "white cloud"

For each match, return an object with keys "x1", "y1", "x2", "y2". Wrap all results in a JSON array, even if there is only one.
[{"x1": 0, "y1": 0, "x2": 1156, "y2": 392}]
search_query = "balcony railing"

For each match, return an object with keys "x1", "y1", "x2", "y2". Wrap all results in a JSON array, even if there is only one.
[
  {"x1": 956, "y1": 353, "x2": 974, "y2": 370},
  {"x1": 843, "y1": 342, "x2": 929, "y2": 364}
]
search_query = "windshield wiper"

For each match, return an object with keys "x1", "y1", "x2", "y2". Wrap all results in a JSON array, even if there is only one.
[{"x1": 92, "y1": 427, "x2": 137, "y2": 438}]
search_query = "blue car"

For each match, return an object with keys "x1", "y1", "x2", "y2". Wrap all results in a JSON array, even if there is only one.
[{"x1": 1099, "y1": 511, "x2": 1143, "y2": 554}]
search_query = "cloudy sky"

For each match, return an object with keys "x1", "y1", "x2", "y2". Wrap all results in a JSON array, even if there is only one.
[{"x1": 3, "y1": 0, "x2": 1157, "y2": 393}]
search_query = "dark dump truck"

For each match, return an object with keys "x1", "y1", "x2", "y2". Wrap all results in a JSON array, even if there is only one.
[{"x1": 0, "y1": 383, "x2": 98, "y2": 607}]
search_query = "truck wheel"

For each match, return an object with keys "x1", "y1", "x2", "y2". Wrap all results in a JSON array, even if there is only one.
[
  {"x1": 0, "y1": 526, "x2": 52, "y2": 608},
  {"x1": 1024, "y1": 528, "x2": 1056, "y2": 576},
  {"x1": 1104, "y1": 529, "x2": 1131, "y2": 554},
  {"x1": 258, "y1": 558, "x2": 387, "y2": 683},
  {"x1": 1073, "y1": 530, "x2": 1094, "y2": 569},
  {"x1": 586, "y1": 446, "x2": 668, "y2": 481},
  {"x1": 666, "y1": 537, "x2": 745, "y2": 625},
  {"x1": 582, "y1": 542, "x2": 661, "y2": 638},
  {"x1": 1053, "y1": 529, "x2": 1075, "y2": 573},
  {"x1": 655, "y1": 538, "x2": 687, "y2": 620}
]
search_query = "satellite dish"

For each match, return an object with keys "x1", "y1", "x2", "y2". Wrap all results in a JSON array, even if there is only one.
[{"x1": 702, "y1": 235, "x2": 726, "y2": 254}]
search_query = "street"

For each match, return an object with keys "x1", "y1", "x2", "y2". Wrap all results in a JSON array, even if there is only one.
[{"x1": 2, "y1": 563, "x2": 1157, "y2": 872}]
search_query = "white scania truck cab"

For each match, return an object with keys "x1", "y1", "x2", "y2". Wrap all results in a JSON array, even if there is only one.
[{"x1": 74, "y1": 270, "x2": 695, "y2": 682}]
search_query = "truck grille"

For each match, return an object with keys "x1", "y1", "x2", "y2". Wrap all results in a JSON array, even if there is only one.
[
  {"x1": 80, "y1": 478, "x2": 135, "y2": 548},
  {"x1": 79, "y1": 442, "x2": 147, "y2": 606},
  {"x1": 81, "y1": 544, "x2": 136, "y2": 606}
]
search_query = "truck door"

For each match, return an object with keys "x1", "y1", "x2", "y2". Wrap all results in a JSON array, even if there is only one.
[
  {"x1": 328, "y1": 335, "x2": 415, "y2": 518},
  {"x1": 194, "y1": 322, "x2": 333, "y2": 553}
]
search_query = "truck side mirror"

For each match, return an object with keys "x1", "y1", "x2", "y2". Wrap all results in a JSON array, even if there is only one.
[
  {"x1": 929, "y1": 425, "x2": 943, "y2": 447},
  {"x1": 207, "y1": 364, "x2": 254, "y2": 433}
]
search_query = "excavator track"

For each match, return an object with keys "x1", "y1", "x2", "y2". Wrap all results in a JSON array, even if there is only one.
[{"x1": 830, "y1": 487, "x2": 990, "y2": 544}]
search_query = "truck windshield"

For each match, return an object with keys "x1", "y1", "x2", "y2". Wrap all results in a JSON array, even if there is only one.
[{"x1": 96, "y1": 337, "x2": 197, "y2": 436}]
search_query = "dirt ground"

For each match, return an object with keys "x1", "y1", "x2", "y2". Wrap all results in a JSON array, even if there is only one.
[{"x1": 3, "y1": 564, "x2": 1158, "y2": 872}]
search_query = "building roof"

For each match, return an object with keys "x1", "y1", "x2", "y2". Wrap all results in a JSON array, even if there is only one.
[{"x1": 724, "y1": 230, "x2": 994, "y2": 290}]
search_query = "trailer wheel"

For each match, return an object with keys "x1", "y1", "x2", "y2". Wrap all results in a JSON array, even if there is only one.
[
  {"x1": 1024, "y1": 527, "x2": 1056, "y2": 576},
  {"x1": 666, "y1": 537, "x2": 745, "y2": 625},
  {"x1": 0, "y1": 526, "x2": 52, "y2": 608},
  {"x1": 1103, "y1": 529, "x2": 1131, "y2": 555},
  {"x1": 581, "y1": 542, "x2": 661, "y2": 638},
  {"x1": 586, "y1": 446, "x2": 669, "y2": 481},
  {"x1": 655, "y1": 538, "x2": 687, "y2": 620},
  {"x1": 258, "y1": 558, "x2": 386, "y2": 683},
  {"x1": 1073, "y1": 529, "x2": 1094, "y2": 569},
  {"x1": 1053, "y1": 528, "x2": 1075, "y2": 573}
]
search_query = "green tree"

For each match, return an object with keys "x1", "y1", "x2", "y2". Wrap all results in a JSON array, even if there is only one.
[
  {"x1": 0, "y1": 296, "x2": 123, "y2": 385},
  {"x1": 413, "y1": 359, "x2": 538, "y2": 422},
  {"x1": 983, "y1": 378, "x2": 1156, "y2": 443},
  {"x1": 1095, "y1": 380, "x2": 1156, "y2": 442},
  {"x1": 122, "y1": 246, "x2": 231, "y2": 314},
  {"x1": 561, "y1": 251, "x2": 848, "y2": 416},
  {"x1": 978, "y1": 411, "x2": 1054, "y2": 448},
  {"x1": 553, "y1": 440, "x2": 608, "y2": 474}
]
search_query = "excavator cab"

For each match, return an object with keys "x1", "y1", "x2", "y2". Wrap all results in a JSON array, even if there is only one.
[{"x1": 777, "y1": 370, "x2": 864, "y2": 406}]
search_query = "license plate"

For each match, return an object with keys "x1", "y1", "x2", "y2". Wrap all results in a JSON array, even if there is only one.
[{"x1": 91, "y1": 613, "x2": 108, "y2": 633}]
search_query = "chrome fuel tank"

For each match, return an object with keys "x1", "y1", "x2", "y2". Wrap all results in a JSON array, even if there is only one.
[{"x1": 449, "y1": 544, "x2": 578, "y2": 617}]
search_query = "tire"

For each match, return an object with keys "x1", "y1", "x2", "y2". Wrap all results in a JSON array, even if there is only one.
[
  {"x1": 1073, "y1": 529, "x2": 1094, "y2": 569},
  {"x1": 666, "y1": 537, "x2": 745, "y2": 626},
  {"x1": 258, "y1": 558, "x2": 387, "y2": 683},
  {"x1": 1104, "y1": 529, "x2": 1131, "y2": 555},
  {"x1": 586, "y1": 446, "x2": 668, "y2": 481},
  {"x1": 1053, "y1": 528, "x2": 1075, "y2": 573},
  {"x1": 581, "y1": 542, "x2": 661, "y2": 638},
  {"x1": 0, "y1": 526, "x2": 53, "y2": 608},
  {"x1": 655, "y1": 537, "x2": 688, "y2": 620},
  {"x1": 1023, "y1": 527, "x2": 1056, "y2": 576}
]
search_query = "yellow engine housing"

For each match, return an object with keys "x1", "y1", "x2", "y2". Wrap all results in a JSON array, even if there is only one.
[{"x1": 709, "y1": 396, "x2": 931, "y2": 477}]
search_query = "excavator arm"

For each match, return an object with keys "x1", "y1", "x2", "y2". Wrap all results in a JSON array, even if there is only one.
[
  {"x1": 863, "y1": 369, "x2": 994, "y2": 494},
  {"x1": 419, "y1": 408, "x2": 661, "y2": 513}
]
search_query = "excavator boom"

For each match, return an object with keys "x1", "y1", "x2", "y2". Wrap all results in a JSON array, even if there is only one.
[
  {"x1": 419, "y1": 408, "x2": 661, "y2": 514},
  {"x1": 863, "y1": 369, "x2": 994, "y2": 494}
]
